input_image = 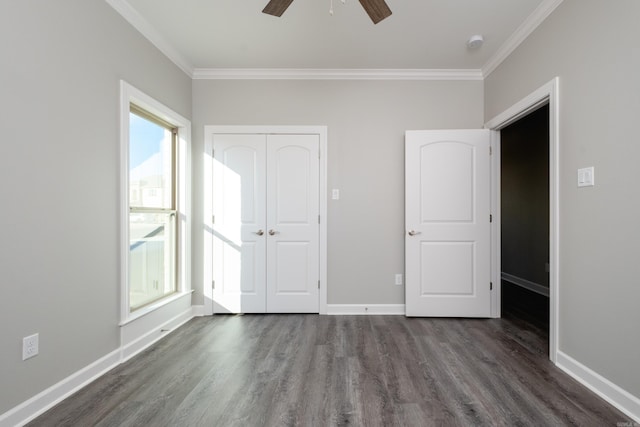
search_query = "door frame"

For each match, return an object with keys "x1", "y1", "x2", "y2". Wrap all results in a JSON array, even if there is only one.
[
  {"x1": 203, "y1": 125, "x2": 328, "y2": 315},
  {"x1": 485, "y1": 77, "x2": 560, "y2": 363}
]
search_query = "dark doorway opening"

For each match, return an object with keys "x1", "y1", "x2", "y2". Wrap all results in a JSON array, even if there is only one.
[{"x1": 500, "y1": 104, "x2": 550, "y2": 339}]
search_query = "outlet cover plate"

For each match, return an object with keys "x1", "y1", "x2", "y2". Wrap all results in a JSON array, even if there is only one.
[{"x1": 23, "y1": 333, "x2": 39, "y2": 360}]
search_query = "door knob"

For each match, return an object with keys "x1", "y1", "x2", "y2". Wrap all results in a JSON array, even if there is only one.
[
  {"x1": 255, "y1": 230, "x2": 264, "y2": 236},
  {"x1": 408, "y1": 230, "x2": 421, "y2": 236},
  {"x1": 268, "y1": 229, "x2": 277, "y2": 236}
]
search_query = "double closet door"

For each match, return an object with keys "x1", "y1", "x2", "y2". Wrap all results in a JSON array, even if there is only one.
[{"x1": 212, "y1": 133, "x2": 320, "y2": 313}]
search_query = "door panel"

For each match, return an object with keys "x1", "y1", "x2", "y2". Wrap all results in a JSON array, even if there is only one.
[
  {"x1": 266, "y1": 134, "x2": 320, "y2": 313},
  {"x1": 275, "y1": 242, "x2": 309, "y2": 293},
  {"x1": 420, "y1": 142, "x2": 474, "y2": 222},
  {"x1": 212, "y1": 134, "x2": 266, "y2": 313},
  {"x1": 274, "y1": 146, "x2": 312, "y2": 224},
  {"x1": 420, "y1": 242, "x2": 474, "y2": 295},
  {"x1": 406, "y1": 130, "x2": 491, "y2": 317}
]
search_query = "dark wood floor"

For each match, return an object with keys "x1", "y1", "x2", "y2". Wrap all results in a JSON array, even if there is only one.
[
  {"x1": 502, "y1": 280, "x2": 550, "y2": 332},
  {"x1": 29, "y1": 313, "x2": 629, "y2": 426}
]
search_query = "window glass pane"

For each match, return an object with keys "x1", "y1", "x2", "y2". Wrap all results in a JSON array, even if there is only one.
[
  {"x1": 129, "y1": 112, "x2": 174, "y2": 209},
  {"x1": 129, "y1": 212, "x2": 176, "y2": 310}
]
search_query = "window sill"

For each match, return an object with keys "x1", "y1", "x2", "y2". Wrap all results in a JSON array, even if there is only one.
[{"x1": 119, "y1": 290, "x2": 193, "y2": 326}]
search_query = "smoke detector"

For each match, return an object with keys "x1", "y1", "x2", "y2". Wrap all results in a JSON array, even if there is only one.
[{"x1": 467, "y1": 35, "x2": 484, "y2": 49}]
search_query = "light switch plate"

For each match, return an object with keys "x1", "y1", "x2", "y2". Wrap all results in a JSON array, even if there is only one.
[
  {"x1": 578, "y1": 167, "x2": 595, "y2": 187},
  {"x1": 332, "y1": 189, "x2": 340, "y2": 200}
]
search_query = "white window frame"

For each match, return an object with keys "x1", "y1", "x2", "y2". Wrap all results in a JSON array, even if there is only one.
[{"x1": 119, "y1": 81, "x2": 191, "y2": 324}]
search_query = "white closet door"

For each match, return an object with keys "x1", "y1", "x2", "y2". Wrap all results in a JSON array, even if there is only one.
[
  {"x1": 212, "y1": 134, "x2": 267, "y2": 313},
  {"x1": 266, "y1": 134, "x2": 320, "y2": 313},
  {"x1": 405, "y1": 130, "x2": 491, "y2": 317}
]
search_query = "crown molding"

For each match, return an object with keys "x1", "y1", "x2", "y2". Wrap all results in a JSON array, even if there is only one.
[
  {"x1": 192, "y1": 68, "x2": 484, "y2": 81},
  {"x1": 105, "y1": 0, "x2": 194, "y2": 77},
  {"x1": 106, "y1": 0, "x2": 562, "y2": 82},
  {"x1": 482, "y1": 0, "x2": 564, "y2": 77}
]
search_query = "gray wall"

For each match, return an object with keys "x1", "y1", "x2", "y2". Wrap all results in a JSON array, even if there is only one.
[
  {"x1": 0, "y1": 0, "x2": 191, "y2": 414},
  {"x1": 192, "y1": 80, "x2": 484, "y2": 305},
  {"x1": 501, "y1": 105, "x2": 549, "y2": 287},
  {"x1": 485, "y1": 0, "x2": 640, "y2": 396}
]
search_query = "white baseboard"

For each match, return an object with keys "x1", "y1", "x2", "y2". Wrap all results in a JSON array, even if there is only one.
[
  {"x1": 0, "y1": 349, "x2": 121, "y2": 427},
  {"x1": 556, "y1": 351, "x2": 640, "y2": 423},
  {"x1": 191, "y1": 305, "x2": 207, "y2": 317},
  {"x1": 120, "y1": 307, "x2": 194, "y2": 362},
  {"x1": 501, "y1": 272, "x2": 549, "y2": 297},
  {"x1": 326, "y1": 304, "x2": 406, "y2": 315}
]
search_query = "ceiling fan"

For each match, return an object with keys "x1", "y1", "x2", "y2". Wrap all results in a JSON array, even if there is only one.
[{"x1": 262, "y1": 0, "x2": 392, "y2": 24}]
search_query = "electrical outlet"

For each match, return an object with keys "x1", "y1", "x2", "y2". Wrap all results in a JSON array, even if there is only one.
[
  {"x1": 22, "y1": 333, "x2": 39, "y2": 360},
  {"x1": 395, "y1": 274, "x2": 403, "y2": 286}
]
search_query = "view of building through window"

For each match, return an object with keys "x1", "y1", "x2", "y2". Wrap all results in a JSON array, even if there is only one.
[{"x1": 128, "y1": 108, "x2": 177, "y2": 310}]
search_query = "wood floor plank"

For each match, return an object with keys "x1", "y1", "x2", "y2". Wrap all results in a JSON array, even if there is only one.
[{"x1": 27, "y1": 314, "x2": 632, "y2": 427}]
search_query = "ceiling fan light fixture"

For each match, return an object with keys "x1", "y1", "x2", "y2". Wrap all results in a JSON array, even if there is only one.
[{"x1": 467, "y1": 35, "x2": 484, "y2": 49}]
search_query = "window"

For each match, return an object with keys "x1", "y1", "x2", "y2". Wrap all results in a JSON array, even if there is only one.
[
  {"x1": 120, "y1": 81, "x2": 191, "y2": 322},
  {"x1": 128, "y1": 106, "x2": 177, "y2": 310}
]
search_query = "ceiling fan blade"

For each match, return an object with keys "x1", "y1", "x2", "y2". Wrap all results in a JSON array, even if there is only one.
[
  {"x1": 358, "y1": 0, "x2": 392, "y2": 24},
  {"x1": 262, "y1": 0, "x2": 295, "y2": 17}
]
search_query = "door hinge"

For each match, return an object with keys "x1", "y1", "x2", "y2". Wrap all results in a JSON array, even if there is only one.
[
  {"x1": 212, "y1": 280, "x2": 215, "y2": 289},
  {"x1": 318, "y1": 215, "x2": 320, "y2": 224},
  {"x1": 489, "y1": 146, "x2": 493, "y2": 155},
  {"x1": 490, "y1": 214, "x2": 493, "y2": 223},
  {"x1": 318, "y1": 280, "x2": 320, "y2": 289},
  {"x1": 490, "y1": 282, "x2": 493, "y2": 291}
]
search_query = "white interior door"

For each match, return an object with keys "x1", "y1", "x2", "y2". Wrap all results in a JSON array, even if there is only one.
[
  {"x1": 266, "y1": 134, "x2": 320, "y2": 313},
  {"x1": 405, "y1": 130, "x2": 491, "y2": 317},
  {"x1": 212, "y1": 133, "x2": 319, "y2": 313},
  {"x1": 212, "y1": 134, "x2": 267, "y2": 313}
]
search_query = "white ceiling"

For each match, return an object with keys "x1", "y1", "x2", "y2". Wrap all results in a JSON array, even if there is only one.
[{"x1": 108, "y1": 0, "x2": 562, "y2": 77}]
